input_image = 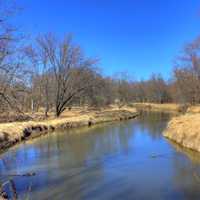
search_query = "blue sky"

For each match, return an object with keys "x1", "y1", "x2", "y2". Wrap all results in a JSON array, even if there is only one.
[{"x1": 15, "y1": 0, "x2": 200, "y2": 79}]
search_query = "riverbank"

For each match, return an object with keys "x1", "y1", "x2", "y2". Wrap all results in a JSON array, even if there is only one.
[
  {"x1": 132, "y1": 103, "x2": 200, "y2": 153},
  {"x1": 163, "y1": 113, "x2": 200, "y2": 152},
  {"x1": 132, "y1": 103, "x2": 182, "y2": 113},
  {"x1": 0, "y1": 107, "x2": 138, "y2": 153}
]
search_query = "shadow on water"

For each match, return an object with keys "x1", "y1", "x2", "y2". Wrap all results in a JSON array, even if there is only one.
[{"x1": 1, "y1": 111, "x2": 200, "y2": 199}]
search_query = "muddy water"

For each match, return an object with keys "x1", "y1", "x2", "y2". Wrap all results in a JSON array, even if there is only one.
[{"x1": 1, "y1": 112, "x2": 200, "y2": 200}]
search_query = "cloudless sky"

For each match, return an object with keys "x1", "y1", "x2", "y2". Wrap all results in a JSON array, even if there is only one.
[{"x1": 15, "y1": 0, "x2": 200, "y2": 79}]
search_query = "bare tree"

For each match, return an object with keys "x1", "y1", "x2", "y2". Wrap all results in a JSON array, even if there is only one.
[
  {"x1": 172, "y1": 36, "x2": 200, "y2": 104},
  {"x1": 30, "y1": 33, "x2": 98, "y2": 117},
  {"x1": 0, "y1": 0, "x2": 30, "y2": 114}
]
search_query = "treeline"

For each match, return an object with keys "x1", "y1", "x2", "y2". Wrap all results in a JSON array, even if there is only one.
[
  {"x1": 1, "y1": 1, "x2": 200, "y2": 118},
  {"x1": 129, "y1": 37, "x2": 200, "y2": 105}
]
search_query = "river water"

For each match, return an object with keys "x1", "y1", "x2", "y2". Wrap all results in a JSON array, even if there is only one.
[{"x1": 1, "y1": 112, "x2": 200, "y2": 199}]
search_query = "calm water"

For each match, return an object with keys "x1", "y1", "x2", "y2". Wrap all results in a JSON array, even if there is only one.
[{"x1": 1, "y1": 112, "x2": 200, "y2": 199}]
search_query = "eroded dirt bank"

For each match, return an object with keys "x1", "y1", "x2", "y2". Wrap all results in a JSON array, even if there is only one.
[
  {"x1": 163, "y1": 113, "x2": 200, "y2": 152},
  {"x1": 0, "y1": 107, "x2": 138, "y2": 153}
]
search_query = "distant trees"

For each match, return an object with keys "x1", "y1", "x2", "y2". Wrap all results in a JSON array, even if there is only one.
[
  {"x1": 130, "y1": 75, "x2": 171, "y2": 104},
  {"x1": 82, "y1": 76, "x2": 115, "y2": 107},
  {"x1": 172, "y1": 37, "x2": 200, "y2": 104},
  {"x1": 116, "y1": 75, "x2": 131, "y2": 104},
  {"x1": 129, "y1": 35, "x2": 200, "y2": 105}
]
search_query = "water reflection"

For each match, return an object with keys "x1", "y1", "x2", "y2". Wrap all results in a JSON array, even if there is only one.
[
  {"x1": 1, "y1": 112, "x2": 200, "y2": 199},
  {"x1": 138, "y1": 111, "x2": 172, "y2": 139}
]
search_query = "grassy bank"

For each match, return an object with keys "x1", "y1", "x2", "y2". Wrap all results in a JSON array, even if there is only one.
[
  {"x1": 132, "y1": 103, "x2": 182, "y2": 113},
  {"x1": 0, "y1": 106, "x2": 138, "y2": 153},
  {"x1": 163, "y1": 113, "x2": 200, "y2": 152}
]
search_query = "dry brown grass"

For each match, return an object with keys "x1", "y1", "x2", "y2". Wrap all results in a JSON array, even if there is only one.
[
  {"x1": 132, "y1": 103, "x2": 181, "y2": 112},
  {"x1": 0, "y1": 106, "x2": 138, "y2": 150},
  {"x1": 186, "y1": 105, "x2": 200, "y2": 113},
  {"x1": 164, "y1": 113, "x2": 200, "y2": 152}
]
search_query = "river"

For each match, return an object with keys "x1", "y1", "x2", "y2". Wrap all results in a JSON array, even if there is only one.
[{"x1": 1, "y1": 112, "x2": 200, "y2": 199}]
